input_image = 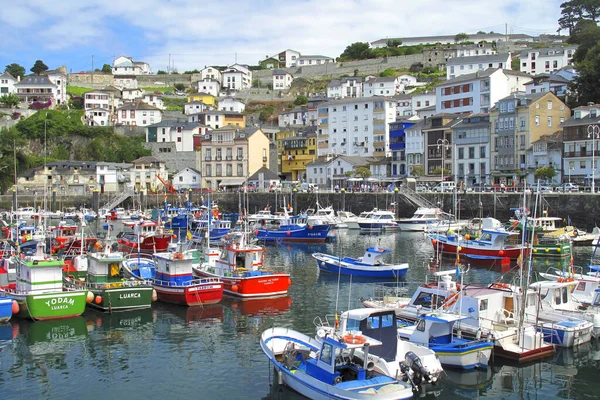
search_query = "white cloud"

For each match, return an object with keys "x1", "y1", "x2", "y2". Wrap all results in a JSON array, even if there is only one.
[{"x1": 1, "y1": 0, "x2": 564, "y2": 70}]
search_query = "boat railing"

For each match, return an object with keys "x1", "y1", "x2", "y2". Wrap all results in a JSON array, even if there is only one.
[
  {"x1": 124, "y1": 253, "x2": 154, "y2": 261},
  {"x1": 152, "y1": 277, "x2": 221, "y2": 287},
  {"x1": 367, "y1": 284, "x2": 409, "y2": 301}
]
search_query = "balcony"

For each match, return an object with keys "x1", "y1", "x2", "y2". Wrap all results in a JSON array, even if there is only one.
[
  {"x1": 236, "y1": 155, "x2": 243, "y2": 160},
  {"x1": 205, "y1": 156, "x2": 212, "y2": 161},
  {"x1": 373, "y1": 141, "x2": 385, "y2": 147},
  {"x1": 226, "y1": 156, "x2": 233, "y2": 161},
  {"x1": 372, "y1": 118, "x2": 385, "y2": 124},
  {"x1": 216, "y1": 156, "x2": 222, "y2": 161}
]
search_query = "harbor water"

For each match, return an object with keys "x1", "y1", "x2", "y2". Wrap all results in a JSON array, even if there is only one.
[{"x1": 1, "y1": 228, "x2": 599, "y2": 399}]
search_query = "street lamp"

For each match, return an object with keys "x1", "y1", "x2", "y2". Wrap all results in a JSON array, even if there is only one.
[
  {"x1": 437, "y1": 138, "x2": 450, "y2": 193},
  {"x1": 587, "y1": 124, "x2": 600, "y2": 193}
]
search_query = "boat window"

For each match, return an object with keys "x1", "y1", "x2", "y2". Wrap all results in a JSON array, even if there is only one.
[
  {"x1": 165, "y1": 263, "x2": 169, "y2": 272},
  {"x1": 527, "y1": 294, "x2": 536, "y2": 307},
  {"x1": 346, "y1": 318, "x2": 360, "y2": 332},
  {"x1": 416, "y1": 319, "x2": 426, "y2": 332},
  {"x1": 562, "y1": 287, "x2": 568, "y2": 304},
  {"x1": 479, "y1": 299, "x2": 488, "y2": 311},
  {"x1": 576, "y1": 282, "x2": 586, "y2": 291},
  {"x1": 381, "y1": 314, "x2": 394, "y2": 328},
  {"x1": 367, "y1": 316, "x2": 380, "y2": 329},
  {"x1": 554, "y1": 289, "x2": 561, "y2": 304},
  {"x1": 479, "y1": 233, "x2": 491, "y2": 241},
  {"x1": 413, "y1": 291, "x2": 445, "y2": 308},
  {"x1": 320, "y1": 343, "x2": 333, "y2": 365}
]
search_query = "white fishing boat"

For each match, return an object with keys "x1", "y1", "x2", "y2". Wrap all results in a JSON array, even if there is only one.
[
  {"x1": 345, "y1": 210, "x2": 374, "y2": 230},
  {"x1": 396, "y1": 207, "x2": 442, "y2": 232}
]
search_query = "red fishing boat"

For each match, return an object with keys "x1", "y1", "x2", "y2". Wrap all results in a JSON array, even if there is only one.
[
  {"x1": 152, "y1": 251, "x2": 223, "y2": 306},
  {"x1": 193, "y1": 233, "x2": 291, "y2": 298},
  {"x1": 118, "y1": 220, "x2": 172, "y2": 254}
]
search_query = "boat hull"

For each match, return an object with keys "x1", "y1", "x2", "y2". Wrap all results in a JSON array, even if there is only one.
[
  {"x1": 119, "y1": 234, "x2": 172, "y2": 254},
  {"x1": 255, "y1": 225, "x2": 330, "y2": 243},
  {"x1": 194, "y1": 268, "x2": 291, "y2": 298},
  {"x1": 431, "y1": 342, "x2": 493, "y2": 370},
  {"x1": 313, "y1": 254, "x2": 408, "y2": 279},
  {"x1": 0, "y1": 297, "x2": 13, "y2": 322},
  {"x1": 537, "y1": 322, "x2": 593, "y2": 348},
  {"x1": 153, "y1": 281, "x2": 223, "y2": 306},
  {"x1": 87, "y1": 285, "x2": 154, "y2": 312},
  {"x1": 2, "y1": 290, "x2": 88, "y2": 321},
  {"x1": 531, "y1": 242, "x2": 571, "y2": 258},
  {"x1": 431, "y1": 237, "x2": 526, "y2": 260}
]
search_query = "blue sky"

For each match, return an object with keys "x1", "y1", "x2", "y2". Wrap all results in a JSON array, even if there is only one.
[{"x1": 0, "y1": 0, "x2": 564, "y2": 74}]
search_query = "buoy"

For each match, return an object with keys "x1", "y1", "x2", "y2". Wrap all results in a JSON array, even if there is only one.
[
  {"x1": 231, "y1": 285, "x2": 239, "y2": 292},
  {"x1": 457, "y1": 246, "x2": 462, "y2": 252},
  {"x1": 254, "y1": 230, "x2": 259, "y2": 235},
  {"x1": 86, "y1": 291, "x2": 94, "y2": 303},
  {"x1": 172, "y1": 234, "x2": 177, "y2": 239},
  {"x1": 286, "y1": 231, "x2": 291, "y2": 236},
  {"x1": 533, "y1": 248, "x2": 538, "y2": 253},
  {"x1": 152, "y1": 289, "x2": 158, "y2": 302},
  {"x1": 309, "y1": 225, "x2": 313, "y2": 230},
  {"x1": 59, "y1": 243, "x2": 65, "y2": 249},
  {"x1": 11, "y1": 300, "x2": 19, "y2": 315},
  {"x1": 498, "y1": 250, "x2": 505, "y2": 256},
  {"x1": 448, "y1": 230, "x2": 455, "y2": 235},
  {"x1": 465, "y1": 234, "x2": 471, "y2": 240},
  {"x1": 132, "y1": 243, "x2": 137, "y2": 248},
  {"x1": 95, "y1": 295, "x2": 103, "y2": 305},
  {"x1": 545, "y1": 248, "x2": 550, "y2": 253},
  {"x1": 556, "y1": 247, "x2": 562, "y2": 253},
  {"x1": 431, "y1": 239, "x2": 438, "y2": 246},
  {"x1": 321, "y1": 262, "x2": 326, "y2": 267}
]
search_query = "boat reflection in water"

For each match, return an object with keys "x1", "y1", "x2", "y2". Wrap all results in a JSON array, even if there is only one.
[
  {"x1": 225, "y1": 295, "x2": 292, "y2": 317},
  {"x1": 85, "y1": 307, "x2": 156, "y2": 332}
]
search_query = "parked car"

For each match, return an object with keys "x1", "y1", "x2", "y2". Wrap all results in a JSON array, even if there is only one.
[
  {"x1": 415, "y1": 184, "x2": 428, "y2": 193},
  {"x1": 556, "y1": 183, "x2": 580, "y2": 193},
  {"x1": 432, "y1": 181, "x2": 456, "y2": 192},
  {"x1": 534, "y1": 185, "x2": 554, "y2": 193}
]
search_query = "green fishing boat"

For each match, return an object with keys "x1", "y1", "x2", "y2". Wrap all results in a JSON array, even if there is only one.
[
  {"x1": 0, "y1": 245, "x2": 89, "y2": 321},
  {"x1": 64, "y1": 250, "x2": 155, "y2": 312}
]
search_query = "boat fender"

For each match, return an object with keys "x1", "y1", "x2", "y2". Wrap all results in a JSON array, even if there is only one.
[
  {"x1": 334, "y1": 376, "x2": 343, "y2": 385},
  {"x1": 11, "y1": 300, "x2": 19, "y2": 315}
]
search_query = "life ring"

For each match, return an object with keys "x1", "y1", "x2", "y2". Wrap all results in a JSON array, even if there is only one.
[
  {"x1": 343, "y1": 334, "x2": 367, "y2": 345},
  {"x1": 173, "y1": 253, "x2": 184, "y2": 260},
  {"x1": 491, "y1": 282, "x2": 510, "y2": 290},
  {"x1": 442, "y1": 292, "x2": 460, "y2": 309}
]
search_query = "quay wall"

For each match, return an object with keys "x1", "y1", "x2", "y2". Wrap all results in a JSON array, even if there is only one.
[{"x1": 2, "y1": 192, "x2": 598, "y2": 230}]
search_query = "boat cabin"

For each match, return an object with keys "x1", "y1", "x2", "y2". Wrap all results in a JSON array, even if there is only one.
[
  {"x1": 15, "y1": 245, "x2": 65, "y2": 293},
  {"x1": 341, "y1": 309, "x2": 397, "y2": 362},
  {"x1": 531, "y1": 280, "x2": 579, "y2": 312},
  {"x1": 153, "y1": 252, "x2": 194, "y2": 284},
  {"x1": 353, "y1": 248, "x2": 391, "y2": 266},
  {"x1": 123, "y1": 220, "x2": 161, "y2": 237},
  {"x1": 214, "y1": 241, "x2": 264, "y2": 276},
  {"x1": 87, "y1": 251, "x2": 126, "y2": 284},
  {"x1": 398, "y1": 313, "x2": 468, "y2": 346}
]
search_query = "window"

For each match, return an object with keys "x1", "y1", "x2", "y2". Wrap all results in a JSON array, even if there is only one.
[
  {"x1": 468, "y1": 147, "x2": 475, "y2": 159},
  {"x1": 480, "y1": 146, "x2": 486, "y2": 158},
  {"x1": 535, "y1": 115, "x2": 540, "y2": 126},
  {"x1": 581, "y1": 160, "x2": 586, "y2": 169},
  {"x1": 320, "y1": 343, "x2": 333, "y2": 365},
  {"x1": 547, "y1": 116, "x2": 552, "y2": 127},
  {"x1": 458, "y1": 148, "x2": 464, "y2": 159},
  {"x1": 520, "y1": 117, "x2": 525, "y2": 129},
  {"x1": 547, "y1": 100, "x2": 552, "y2": 110}
]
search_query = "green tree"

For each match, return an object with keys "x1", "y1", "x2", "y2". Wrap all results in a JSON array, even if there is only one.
[
  {"x1": 454, "y1": 33, "x2": 469, "y2": 43},
  {"x1": 355, "y1": 166, "x2": 372, "y2": 179},
  {"x1": 379, "y1": 68, "x2": 396, "y2": 77},
  {"x1": 477, "y1": 31, "x2": 487, "y2": 34},
  {"x1": 101, "y1": 64, "x2": 112, "y2": 73},
  {"x1": 184, "y1": 69, "x2": 200, "y2": 74},
  {"x1": 174, "y1": 83, "x2": 186, "y2": 92},
  {"x1": 0, "y1": 93, "x2": 19, "y2": 108},
  {"x1": 157, "y1": 70, "x2": 168, "y2": 75},
  {"x1": 511, "y1": 58, "x2": 521, "y2": 70},
  {"x1": 534, "y1": 166, "x2": 556, "y2": 182},
  {"x1": 563, "y1": 16, "x2": 600, "y2": 105},
  {"x1": 432, "y1": 167, "x2": 451, "y2": 175},
  {"x1": 339, "y1": 42, "x2": 374, "y2": 61},
  {"x1": 5, "y1": 63, "x2": 25, "y2": 79},
  {"x1": 386, "y1": 39, "x2": 403, "y2": 47},
  {"x1": 353, "y1": 69, "x2": 359, "y2": 77},
  {"x1": 344, "y1": 170, "x2": 354, "y2": 178},
  {"x1": 30, "y1": 60, "x2": 49, "y2": 75},
  {"x1": 411, "y1": 166, "x2": 424, "y2": 177},
  {"x1": 294, "y1": 95, "x2": 307, "y2": 106}
]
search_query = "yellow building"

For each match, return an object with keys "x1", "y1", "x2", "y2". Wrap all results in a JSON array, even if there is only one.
[
  {"x1": 278, "y1": 131, "x2": 318, "y2": 181},
  {"x1": 490, "y1": 91, "x2": 570, "y2": 185},
  {"x1": 187, "y1": 93, "x2": 216, "y2": 106},
  {"x1": 199, "y1": 127, "x2": 269, "y2": 189}
]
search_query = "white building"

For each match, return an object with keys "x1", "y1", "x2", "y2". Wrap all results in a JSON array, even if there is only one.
[
  {"x1": 222, "y1": 64, "x2": 252, "y2": 91},
  {"x1": 96, "y1": 162, "x2": 132, "y2": 193},
  {"x1": 452, "y1": 114, "x2": 491, "y2": 185},
  {"x1": 296, "y1": 55, "x2": 335, "y2": 66},
  {"x1": 143, "y1": 93, "x2": 165, "y2": 110},
  {"x1": 199, "y1": 67, "x2": 222, "y2": 83},
  {"x1": 218, "y1": 97, "x2": 245, "y2": 113},
  {"x1": 85, "y1": 108, "x2": 111, "y2": 127},
  {"x1": 435, "y1": 68, "x2": 532, "y2": 115},
  {"x1": 278, "y1": 107, "x2": 309, "y2": 128},
  {"x1": 172, "y1": 167, "x2": 202, "y2": 190},
  {"x1": 446, "y1": 53, "x2": 511, "y2": 79},
  {"x1": 519, "y1": 46, "x2": 577, "y2": 75},
  {"x1": 84, "y1": 90, "x2": 112, "y2": 112},
  {"x1": 196, "y1": 78, "x2": 220, "y2": 97},
  {"x1": 405, "y1": 120, "x2": 425, "y2": 176},
  {"x1": 0, "y1": 72, "x2": 17, "y2": 95},
  {"x1": 272, "y1": 69, "x2": 293, "y2": 90},
  {"x1": 524, "y1": 74, "x2": 570, "y2": 98},
  {"x1": 112, "y1": 56, "x2": 151, "y2": 75},
  {"x1": 117, "y1": 101, "x2": 163, "y2": 127},
  {"x1": 14, "y1": 71, "x2": 67, "y2": 106},
  {"x1": 317, "y1": 97, "x2": 397, "y2": 157},
  {"x1": 114, "y1": 75, "x2": 138, "y2": 90},
  {"x1": 271, "y1": 49, "x2": 301, "y2": 68},
  {"x1": 392, "y1": 91, "x2": 436, "y2": 119},
  {"x1": 184, "y1": 101, "x2": 214, "y2": 115},
  {"x1": 327, "y1": 77, "x2": 363, "y2": 99},
  {"x1": 146, "y1": 121, "x2": 209, "y2": 152},
  {"x1": 130, "y1": 156, "x2": 168, "y2": 193},
  {"x1": 370, "y1": 33, "x2": 534, "y2": 48},
  {"x1": 453, "y1": 43, "x2": 496, "y2": 57},
  {"x1": 363, "y1": 77, "x2": 400, "y2": 97},
  {"x1": 122, "y1": 88, "x2": 144, "y2": 101},
  {"x1": 527, "y1": 133, "x2": 562, "y2": 185}
]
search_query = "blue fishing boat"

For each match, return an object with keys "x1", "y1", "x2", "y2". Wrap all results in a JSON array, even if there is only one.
[
  {"x1": 398, "y1": 313, "x2": 493, "y2": 370},
  {"x1": 255, "y1": 216, "x2": 330, "y2": 243},
  {"x1": 121, "y1": 254, "x2": 156, "y2": 281},
  {"x1": 191, "y1": 219, "x2": 231, "y2": 243},
  {"x1": 312, "y1": 247, "x2": 408, "y2": 278},
  {"x1": 0, "y1": 296, "x2": 15, "y2": 322}
]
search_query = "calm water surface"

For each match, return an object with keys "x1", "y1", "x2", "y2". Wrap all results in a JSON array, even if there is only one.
[{"x1": 1, "y1": 230, "x2": 600, "y2": 400}]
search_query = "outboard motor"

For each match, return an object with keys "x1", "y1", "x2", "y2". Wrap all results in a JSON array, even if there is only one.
[{"x1": 404, "y1": 351, "x2": 431, "y2": 386}]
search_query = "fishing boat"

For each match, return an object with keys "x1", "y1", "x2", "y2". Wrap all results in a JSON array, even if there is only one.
[
  {"x1": 397, "y1": 312, "x2": 493, "y2": 370},
  {"x1": 344, "y1": 210, "x2": 374, "y2": 230},
  {"x1": 0, "y1": 295, "x2": 16, "y2": 322},
  {"x1": 314, "y1": 308, "x2": 443, "y2": 384},
  {"x1": 312, "y1": 247, "x2": 408, "y2": 278},
  {"x1": 193, "y1": 233, "x2": 291, "y2": 298},
  {"x1": 429, "y1": 217, "x2": 526, "y2": 261},
  {"x1": 190, "y1": 218, "x2": 232, "y2": 243},
  {"x1": 0, "y1": 243, "x2": 89, "y2": 321},
  {"x1": 396, "y1": 207, "x2": 444, "y2": 232},
  {"x1": 118, "y1": 219, "x2": 172, "y2": 254},
  {"x1": 260, "y1": 326, "x2": 416, "y2": 400},
  {"x1": 152, "y1": 250, "x2": 223, "y2": 306},
  {"x1": 120, "y1": 253, "x2": 156, "y2": 281},
  {"x1": 63, "y1": 248, "x2": 155, "y2": 312},
  {"x1": 255, "y1": 216, "x2": 331, "y2": 243},
  {"x1": 519, "y1": 216, "x2": 571, "y2": 258},
  {"x1": 357, "y1": 210, "x2": 399, "y2": 232}
]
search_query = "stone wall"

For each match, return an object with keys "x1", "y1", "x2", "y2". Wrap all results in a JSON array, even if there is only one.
[
  {"x1": 67, "y1": 73, "x2": 115, "y2": 89},
  {"x1": 143, "y1": 142, "x2": 198, "y2": 174},
  {"x1": 0, "y1": 109, "x2": 38, "y2": 129}
]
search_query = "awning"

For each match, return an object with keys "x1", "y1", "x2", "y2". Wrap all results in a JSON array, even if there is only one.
[
  {"x1": 347, "y1": 178, "x2": 363, "y2": 182},
  {"x1": 219, "y1": 179, "x2": 246, "y2": 187}
]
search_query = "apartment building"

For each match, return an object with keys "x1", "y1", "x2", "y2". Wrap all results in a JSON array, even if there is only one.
[{"x1": 451, "y1": 114, "x2": 491, "y2": 185}]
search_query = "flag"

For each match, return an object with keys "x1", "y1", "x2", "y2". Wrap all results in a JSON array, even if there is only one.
[
  {"x1": 455, "y1": 265, "x2": 461, "y2": 278},
  {"x1": 335, "y1": 312, "x2": 339, "y2": 329},
  {"x1": 516, "y1": 253, "x2": 523, "y2": 266},
  {"x1": 186, "y1": 230, "x2": 193, "y2": 240}
]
